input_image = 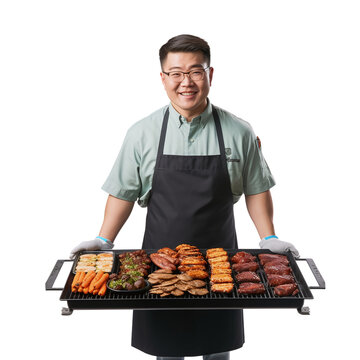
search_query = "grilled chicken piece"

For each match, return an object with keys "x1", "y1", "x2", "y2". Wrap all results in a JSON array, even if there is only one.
[
  {"x1": 211, "y1": 262, "x2": 231, "y2": 269},
  {"x1": 188, "y1": 279, "x2": 207, "y2": 288},
  {"x1": 150, "y1": 253, "x2": 177, "y2": 270},
  {"x1": 206, "y1": 248, "x2": 225, "y2": 256},
  {"x1": 185, "y1": 269, "x2": 208, "y2": 279},
  {"x1": 211, "y1": 268, "x2": 232, "y2": 275},
  {"x1": 178, "y1": 264, "x2": 206, "y2": 272},
  {"x1": 274, "y1": 283, "x2": 299, "y2": 296},
  {"x1": 188, "y1": 288, "x2": 209, "y2": 296},
  {"x1": 210, "y1": 274, "x2": 233, "y2": 284},
  {"x1": 158, "y1": 247, "x2": 178, "y2": 257},
  {"x1": 206, "y1": 251, "x2": 228, "y2": 259},
  {"x1": 266, "y1": 274, "x2": 295, "y2": 286},
  {"x1": 208, "y1": 256, "x2": 229, "y2": 264},
  {"x1": 258, "y1": 254, "x2": 289, "y2": 266},
  {"x1": 232, "y1": 261, "x2": 259, "y2": 273},
  {"x1": 264, "y1": 263, "x2": 291, "y2": 275},
  {"x1": 231, "y1": 251, "x2": 256, "y2": 264},
  {"x1": 181, "y1": 257, "x2": 206, "y2": 265},
  {"x1": 175, "y1": 244, "x2": 198, "y2": 251},
  {"x1": 238, "y1": 282, "x2": 265, "y2": 294},
  {"x1": 235, "y1": 271, "x2": 261, "y2": 283},
  {"x1": 211, "y1": 283, "x2": 234, "y2": 293}
]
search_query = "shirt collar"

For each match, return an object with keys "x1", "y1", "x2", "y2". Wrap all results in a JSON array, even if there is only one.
[{"x1": 168, "y1": 98, "x2": 213, "y2": 128}]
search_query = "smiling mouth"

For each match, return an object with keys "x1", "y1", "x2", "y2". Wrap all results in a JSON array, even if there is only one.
[{"x1": 179, "y1": 91, "x2": 197, "y2": 96}]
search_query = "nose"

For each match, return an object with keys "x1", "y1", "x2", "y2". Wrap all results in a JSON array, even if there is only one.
[{"x1": 180, "y1": 73, "x2": 194, "y2": 85}]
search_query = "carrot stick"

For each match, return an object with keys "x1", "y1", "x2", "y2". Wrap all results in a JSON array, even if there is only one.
[
  {"x1": 71, "y1": 272, "x2": 81, "y2": 292},
  {"x1": 89, "y1": 271, "x2": 104, "y2": 294},
  {"x1": 76, "y1": 271, "x2": 86, "y2": 287},
  {"x1": 94, "y1": 273, "x2": 109, "y2": 290},
  {"x1": 93, "y1": 289, "x2": 99, "y2": 295},
  {"x1": 83, "y1": 286, "x2": 89, "y2": 295},
  {"x1": 81, "y1": 271, "x2": 96, "y2": 288},
  {"x1": 98, "y1": 282, "x2": 107, "y2": 296}
]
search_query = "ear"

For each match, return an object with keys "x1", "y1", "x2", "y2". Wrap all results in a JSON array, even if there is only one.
[
  {"x1": 209, "y1": 67, "x2": 214, "y2": 86},
  {"x1": 160, "y1": 72, "x2": 166, "y2": 87}
]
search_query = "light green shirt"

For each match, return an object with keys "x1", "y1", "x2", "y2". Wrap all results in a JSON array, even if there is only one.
[{"x1": 102, "y1": 100, "x2": 275, "y2": 207}]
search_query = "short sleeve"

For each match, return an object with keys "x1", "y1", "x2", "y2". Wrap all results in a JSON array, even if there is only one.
[
  {"x1": 242, "y1": 127, "x2": 276, "y2": 195},
  {"x1": 101, "y1": 129, "x2": 141, "y2": 202}
]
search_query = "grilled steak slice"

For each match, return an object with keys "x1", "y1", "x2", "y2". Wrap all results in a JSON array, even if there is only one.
[
  {"x1": 235, "y1": 271, "x2": 261, "y2": 283},
  {"x1": 150, "y1": 253, "x2": 176, "y2": 270},
  {"x1": 258, "y1": 254, "x2": 289, "y2": 265},
  {"x1": 264, "y1": 263, "x2": 291, "y2": 275},
  {"x1": 238, "y1": 282, "x2": 265, "y2": 294},
  {"x1": 188, "y1": 288, "x2": 209, "y2": 296},
  {"x1": 232, "y1": 261, "x2": 259, "y2": 273},
  {"x1": 267, "y1": 274, "x2": 295, "y2": 286},
  {"x1": 171, "y1": 289, "x2": 185, "y2": 296},
  {"x1": 274, "y1": 283, "x2": 299, "y2": 296},
  {"x1": 231, "y1": 251, "x2": 256, "y2": 264}
]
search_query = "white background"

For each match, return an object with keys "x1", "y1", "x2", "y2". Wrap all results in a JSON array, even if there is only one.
[{"x1": 1, "y1": 0, "x2": 359, "y2": 358}]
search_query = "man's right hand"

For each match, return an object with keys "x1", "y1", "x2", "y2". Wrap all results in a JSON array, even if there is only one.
[{"x1": 69, "y1": 237, "x2": 114, "y2": 259}]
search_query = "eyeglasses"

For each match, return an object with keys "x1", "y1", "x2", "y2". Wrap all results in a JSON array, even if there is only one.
[{"x1": 162, "y1": 67, "x2": 210, "y2": 82}]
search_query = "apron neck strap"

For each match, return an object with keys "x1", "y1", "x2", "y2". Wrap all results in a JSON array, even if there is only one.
[{"x1": 155, "y1": 105, "x2": 227, "y2": 164}]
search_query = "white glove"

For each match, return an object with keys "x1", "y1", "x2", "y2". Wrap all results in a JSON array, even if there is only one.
[
  {"x1": 69, "y1": 236, "x2": 114, "y2": 259},
  {"x1": 259, "y1": 235, "x2": 300, "y2": 258}
]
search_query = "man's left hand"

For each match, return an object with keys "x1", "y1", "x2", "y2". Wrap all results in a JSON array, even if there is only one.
[{"x1": 259, "y1": 236, "x2": 300, "y2": 258}]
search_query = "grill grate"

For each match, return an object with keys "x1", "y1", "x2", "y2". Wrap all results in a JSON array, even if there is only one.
[{"x1": 60, "y1": 249, "x2": 313, "y2": 312}]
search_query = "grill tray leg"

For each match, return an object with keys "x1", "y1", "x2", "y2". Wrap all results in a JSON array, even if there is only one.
[
  {"x1": 298, "y1": 306, "x2": 310, "y2": 315},
  {"x1": 61, "y1": 307, "x2": 73, "y2": 316}
]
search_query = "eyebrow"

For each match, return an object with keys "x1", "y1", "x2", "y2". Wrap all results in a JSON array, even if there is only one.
[{"x1": 167, "y1": 64, "x2": 205, "y2": 71}]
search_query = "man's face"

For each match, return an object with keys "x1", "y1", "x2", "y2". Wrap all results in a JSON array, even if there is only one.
[{"x1": 160, "y1": 52, "x2": 213, "y2": 118}]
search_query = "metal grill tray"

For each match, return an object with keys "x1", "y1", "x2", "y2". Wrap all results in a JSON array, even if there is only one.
[{"x1": 46, "y1": 249, "x2": 325, "y2": 315}]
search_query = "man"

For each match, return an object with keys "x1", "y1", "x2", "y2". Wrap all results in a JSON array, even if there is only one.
[{"x1": 70, "y1": 34, "x2": 299, "y2": 359}]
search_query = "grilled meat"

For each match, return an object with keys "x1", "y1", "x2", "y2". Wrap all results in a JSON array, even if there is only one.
[
  {"x1": 264, "y1": 263, "x2": 291, "y2": 275},
  {"x1": 211, "y1": 268, "x2": 232, "y2": 275},
  {"x1": 211, "y1": 262, "x2": 231, "y2": 269},
  {"x1": 157, "y1": 247, "x2": 178, "y2": 257},
  {"x1": 156, "y1": 252, "x2": 180, "y2": 265},
  {"x1": 210, "y1": 274, "x2": 233, "y2": 284},
  {"x1": 231, "y1": 251, "x2": 256, "y2": 264},
  {"x1": 206, "y1": 251, "x2": 228, "y2": 259},
  {"x1": 206, "y1": 248, "x2": 225, "y2": 256},
  {"x1": 211, "y1": 283, "x2": 234, "y2": 293},
  {"x1": 232, "y1": 261, "x2": 259, "y2": 273},
  {"x1": 150, "y1": 253, "x2": 176, "y2": 271},
  {"x1": 188, "y1": 288, "x2": 209, "y2": 296},
  {"x1": 274, "y1": 283, "x2": 299, "y2": 296},
  {"x1": 181, "y1": 257, "x2": 207, "y2": 265},
  {"x1": 258, "y1": 253, "x2": 289, "y2": 266},
  {"x1": 235, "y1": 271, "x2": 261, "y2": 283},
  {"x1": 185, "y1": 269, "x2": 209, "y2": 279},
  {"x1": 208, "y1": 256, "x2": 229, "y2": 264},
  {"x1": 238, "y1": 282, "x2": 265, "y2": 295},
  {"x1": 266, "y1": 274, "x2": 295, "y2": 286},
  {"x1": 178, "y1": 264, "x2": 206, "y2": 272}
]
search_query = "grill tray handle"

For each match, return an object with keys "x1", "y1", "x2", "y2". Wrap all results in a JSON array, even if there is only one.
[
  {"x1": 296, "y1": 258, "x2": 325, "y2": 289},
  {"x1": 45, "y1": 259, "x2": 73, "y2": 291}
]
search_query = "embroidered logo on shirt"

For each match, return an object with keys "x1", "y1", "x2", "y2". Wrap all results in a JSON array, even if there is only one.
[
  {"x1": 256, "y1": 136, "x2": 262, "y2": 150},
  {"x1": 225, "y1": 148, "x2": 232, "y2": 155}
]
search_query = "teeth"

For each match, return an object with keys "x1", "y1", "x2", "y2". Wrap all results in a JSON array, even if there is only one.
[{"x1": 181, "y1": 92, "x2": 195, "y2": 95}]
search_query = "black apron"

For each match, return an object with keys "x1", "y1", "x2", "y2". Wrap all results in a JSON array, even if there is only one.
[{"x1": 132, "y1": 106, "x2": 245, "y2": 357}]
